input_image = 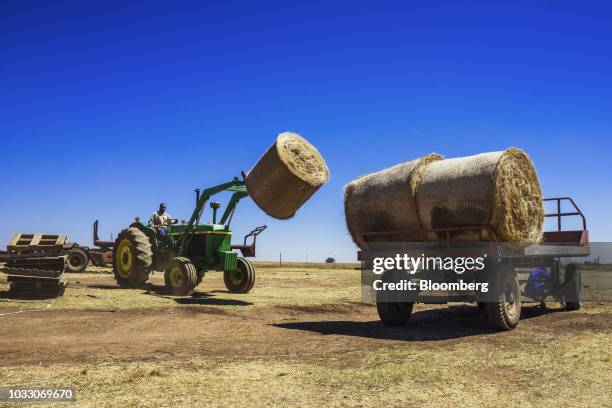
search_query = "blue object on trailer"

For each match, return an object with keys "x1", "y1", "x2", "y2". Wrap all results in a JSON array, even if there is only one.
[{"x1": 524, "y1": 268, "x2": 552, "y2": 301}]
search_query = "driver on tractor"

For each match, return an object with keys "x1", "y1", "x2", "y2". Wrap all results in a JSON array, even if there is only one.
[{"x1": 149, "y1": 203, "x2": 173, "y2": 238}]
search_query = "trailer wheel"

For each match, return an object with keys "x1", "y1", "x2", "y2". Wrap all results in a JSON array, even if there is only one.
[
  {"x1": 164, "y1": 257, "x2": 198, "y2": 296},
  {"x1": 66, "y1": 248, "x2": 89, "y2": 273},
  {"x1": 376, "y1": 270, "x2": 414, "y2": 326},
  {"x1": 224, "y1": 257, "x2": 255, "y2": 293},
  {"x1": 112, "y1": 227, "x2": 152, "y2": 288},
  {"x1": 483, "y1": 262, "x2": 521, "y2": 331},
  {"x1": 377, "y1": 301, "x2": 414, "y2": 326},
  {"x1": 564, "y1": 263, "x2": 581, "y2": 311}
]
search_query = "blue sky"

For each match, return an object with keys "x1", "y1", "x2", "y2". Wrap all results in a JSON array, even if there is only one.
[{"x1": 1, "y1": 1, "x2": 611, "y2": 262}]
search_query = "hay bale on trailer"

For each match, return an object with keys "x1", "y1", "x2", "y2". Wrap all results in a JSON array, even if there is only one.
[
  {"x1": 416, "y1": 148, "x2": 543, "y2": 242},
  {"x1": 246, "y1": 132, "x2": 329, "y2": 219},
  {"x1": 343, "y1": 148, "x2": 544, "y2": 247},
  {"x1": 344, "y1": 153, "x2": 443, "y2": 248}
]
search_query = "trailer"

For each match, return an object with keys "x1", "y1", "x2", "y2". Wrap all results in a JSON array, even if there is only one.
[{"x1": 359, "y1": 197, "x2": 589, "y2": 331}]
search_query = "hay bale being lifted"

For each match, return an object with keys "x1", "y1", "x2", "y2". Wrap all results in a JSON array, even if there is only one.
[
  {"x1": 246, "y1": 132, "x2": 329, "y2": 219},
  {"x1": 416, "y1": 148, "x2": 543, "y2": 242},
  {"x1": 344, "y1": 154, "x2": 443, "y2": 248}
]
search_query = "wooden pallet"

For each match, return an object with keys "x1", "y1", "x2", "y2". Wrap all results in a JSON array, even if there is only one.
[{"x1": 7, "y1": 233, "x2": 66, "y2": 252}]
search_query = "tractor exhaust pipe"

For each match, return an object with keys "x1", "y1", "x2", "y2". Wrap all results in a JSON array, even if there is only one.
[{"x1": 211, "y1": 202, "x2": 221, "y2": 224}]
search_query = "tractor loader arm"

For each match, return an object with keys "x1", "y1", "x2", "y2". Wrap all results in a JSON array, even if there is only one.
[
  {"x1": 187, "y1": 177, "x2": 248, "y2": 227},
  {"x1": 178, "y1": 177, "x2": 249, "y2": 255}
]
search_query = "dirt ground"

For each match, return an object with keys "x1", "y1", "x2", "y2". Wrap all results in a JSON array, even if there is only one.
[{"x1": 0, "y1": 266, "x2": 610, "y2": 408}]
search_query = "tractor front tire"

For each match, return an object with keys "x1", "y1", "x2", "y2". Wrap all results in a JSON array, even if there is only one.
[
  {"x1": 483, "y1": 262, "x2": 521, "y2": 331},
  {"x1": 164, "y1": 257, "x2": 198, "y2": 296},
  {"x1": 113, "y1": 227, "x2": 153, "y2": 288},
  {"x1": 224, "y1": 257, "x2": 255, "y2": 293},
  {"x1": 66, "y1": 248, "x2": 89, "y2": 273},
  {"x1": 564, "y1": 263, "x2": 581, "y2": 311}
]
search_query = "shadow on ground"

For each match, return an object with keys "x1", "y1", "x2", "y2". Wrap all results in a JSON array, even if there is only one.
[
  {"x1": 0, "y1": 289, "x2": 65, "y2": 300},
  {"x1": 273, "y1": 304, "x2": 565, "y2": 341},
  {"x1": 172, "y1": 291, "x2": 252, "y2": 306},
  {"x1": 87, "y1": 284, "x2": 253, "y2": 306},
  {"x1": 144, "y1": 285, "x2": 253, "y2": 306}
]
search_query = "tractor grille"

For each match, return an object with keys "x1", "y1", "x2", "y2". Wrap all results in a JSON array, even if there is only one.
[{"x1": 223, "y1": 252, "x2": 237, "y2": 272}]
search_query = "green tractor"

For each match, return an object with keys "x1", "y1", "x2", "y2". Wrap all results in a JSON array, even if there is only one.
[{"x1": 112, "y1": 177, "x2": 266, "y2": 295}]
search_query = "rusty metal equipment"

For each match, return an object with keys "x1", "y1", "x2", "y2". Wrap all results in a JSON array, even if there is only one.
[
  {"x1": 4, "y1": 233, "x2": 90, "y2": 273},
  {"x1": 0, "y1": 230, "x2": 96, "y2": 298},
  {"x1": 0, "y1": 234, "x2": 72, "y2": 298},
  {"x1": 88, "y1": 220, "x2": 114, "y2": 266},
  {"x1": 2, "y1": 253, "x2": 67, "y2": 298}
]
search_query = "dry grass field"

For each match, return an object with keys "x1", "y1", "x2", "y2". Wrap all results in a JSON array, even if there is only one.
[{"x1": 0, "y1": 265, "x2": 610, "y2": 408}]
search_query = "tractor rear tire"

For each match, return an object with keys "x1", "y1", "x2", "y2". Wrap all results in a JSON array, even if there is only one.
[
  {"x1": 66, "y1": 248, "x2": 89, "y2": 273},
  {"x1": 164, "y1": 257, "x2": 198, "y2": 296},
  {"x1": 224, "y1": 257, "x2": 255, "y2": 293},
  {"x1": 483, "y1": 262, "x2": 521, "y2": 331},
  {"x1": 564, "y1": 263, "x2": 581, "y2": 311},
  {"x1": 113, "y1": 227, "x2": 153, "y2": 288}
]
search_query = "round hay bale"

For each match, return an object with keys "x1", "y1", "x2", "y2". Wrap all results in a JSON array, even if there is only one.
[
  {"x1": 246, "y1": 132, "x2": 329, "y2": 219},
  {"x1": 416, "y1": 148, "x2": 543, "y2": 242},
  {"x1": 344, "y1": 153, "x2": 443, "y2": 248}
]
